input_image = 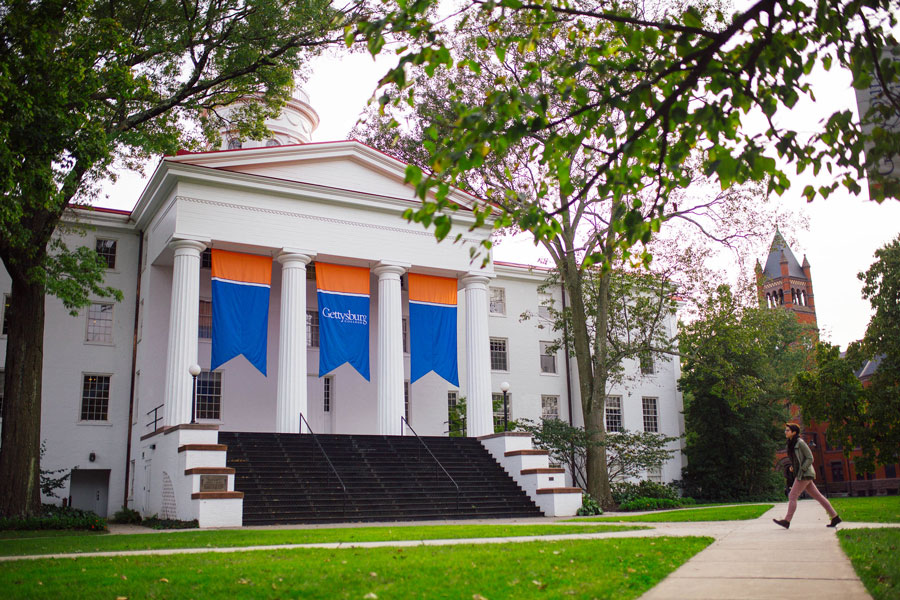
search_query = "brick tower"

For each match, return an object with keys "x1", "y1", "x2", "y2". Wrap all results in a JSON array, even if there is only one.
[{"x1": 755, "y1": 227, "x2": 817, "y2": 326}]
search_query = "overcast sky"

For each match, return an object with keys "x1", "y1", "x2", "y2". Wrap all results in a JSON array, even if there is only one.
[{"x1": 97, "y1": 50, "x2": 900, "y2": 351}]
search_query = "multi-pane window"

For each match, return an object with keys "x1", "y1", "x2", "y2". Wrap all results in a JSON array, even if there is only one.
[
  {"x1": 489, "y1": 287, "x2": 506, "y2": 315},
  {"x1": 80, "y1": 374, "x2": 111, "y2": 421},
  {"x1": 198, "y1": 300, "x2": 212, "y2": 339},
  {"x1": 200, "y1": 248, "x2": 212, "y2": 269},
  {"x1": 538, "y1": 295, "x2": 552, "y2": 321},
  {"x1": 830, "y1": 461, "x2": 844, "y2": 482},
  {"x1": 642, "y1": 397, "x2": 659, "y2": 432},
  {"x1": 539, "y1": 341, "x2": 557, "y2": 374},
  {"x1": 541, "y1": 395, "x2": 559, "y2": 420},
  {"x1": 605, "y1": 396, "x2": 623, "y2": 432},
  {"x1": 402, "y1": 317, "x2": 409, "y2": 353},
  {"x1": 195, "y1": 371, "x2": 222, "y2": 420},
  {"x1": 647, "y1": 467, "x2": 662, "y2": 482},
  {"x1": 404, "y1": 381, "x2": 410, "y2": 421},
  {"x1": 323, "y1": 377, "x2": 332, "y2": 413},
  {"x1": 307, "y1": 310, "x2": 319, "y2": 347},
  {"x1": 85, "y1": 303, "x2": 113, "y2": 343},
  {"x1": 490, "y1": 337, "x2": 508, "y2": 371},
  {"x1": 639, "y1": 351, "x2": 654, "y2": 375},
  {"x1": 95, "y1": 239, "x2": 117, "y2": 269},
  {"x1": 492, "y1": 393, "x2": 507, "y2": 429},
  {"x1": 447, "y1": 390, "x2": 458, "y2": 412},
  {"x1": 2, "y1": 294, "x2": 10, "y2": 336},
  {"x1": 885, "y1": 464, "x2": 897, "y2": 479}
]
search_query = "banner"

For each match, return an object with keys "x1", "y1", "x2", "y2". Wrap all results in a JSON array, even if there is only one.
[
  {"x1": 316, "y1": 263, "x2": 370, "y2": 380},
  {"x1": 409, "y1": 273, "x2": 458, "y2": 385},
  {"x1": 210, "y1": 249, "x2": 272, "y2": 375}
]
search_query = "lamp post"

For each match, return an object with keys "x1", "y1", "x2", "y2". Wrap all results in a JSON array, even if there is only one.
[
  {"x1": 188, "y1": 364, "x2": 202, "y2": 424},
  {"x1": 500, "y1": 381, "x2": 510, "y2": 432}
]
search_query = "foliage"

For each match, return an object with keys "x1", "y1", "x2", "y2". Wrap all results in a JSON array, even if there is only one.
[
  {"x1": 0, "y1": 0, "x2": 361, "y2": 518},
  {"x1": 611, "y1": 480, "x2": 680, "y2": 505},
  {"x1": 38, "y1": 440, "x2": 71, "y2": 499},
  {"x1": 519, "y1": 418, "x2": 678, "y2": 492},
  {"x1": 447, "y1": 395, "x2": 514, "y2": 437},
  {"x1": 794, "y1": 235, "x2": 900, "y2": 473},
  {"x1": 618, "y1": 497, "x2": 684, "y2": 511},
  {"x1": 0, "y1": 537, "x2": 714, "y2": 599},
  {"x1": 577, "y1": 494, "x2": 603, "y2": 516},
  {"x1": 0, "y1": 504, "x2": 106, "y2": 532},
  {"x1": 572, "y1": 504, "x2": 775, "y2": 523},
  {"x1": 142, "y1": 516, "x2": 199, "y2": 530},
  {"x1": 0, "y1": 524, "x2": 644, "y2": 557},
  {"x1": 678, "y1": 285, "x2": 813, "y2": 502},
  {"x1": 110, "y1": 507, "x2": 143, "y2": 525},
  {"x1": 838, "y1": 529, "x2": 900, "y2": 600},
  {"x1": 829, "y1": 495, "x2": 900, "y2": 524}
]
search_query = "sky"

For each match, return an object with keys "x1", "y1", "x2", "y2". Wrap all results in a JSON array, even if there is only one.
[{"x1": 95, "y1": 50, "x2": 900, "y2": 351}]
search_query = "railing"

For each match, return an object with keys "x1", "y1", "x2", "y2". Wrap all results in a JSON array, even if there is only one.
[
  {"x1": 401, "y1": 416, "x2": 460, "y2": 512},
  {"x1": 146, "y1": 404, "x2": 164, "y2": 432},
  {"x1": 299, "y1": 412, "x2": 348, "y2": 516}
]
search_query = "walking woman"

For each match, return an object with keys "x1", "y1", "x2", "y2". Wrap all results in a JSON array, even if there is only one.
[{"x1": 774, "y1": 423, "x2": 841, "y2": 529}]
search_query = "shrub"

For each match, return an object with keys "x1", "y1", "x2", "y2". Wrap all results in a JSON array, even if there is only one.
[
  {"x1": 142, "y1": 516, "x2": 199, "y2": 529},
  {"x1": 611, "y1": 480, "x2": 680, "y2": 505},
  {"x1": 618, "y1": 497, "x2": 683, "y2": 511},
  {"x1": 0, "y1": 504, "x2": 107, "y2": 531},
  {"x1": 111, "y1": 507, "x2": 143, "y2": 524},
  {"x1": 576, "y1": 494, "x2": 603, "y2": 516}
]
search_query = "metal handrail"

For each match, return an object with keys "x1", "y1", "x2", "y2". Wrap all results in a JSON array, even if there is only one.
[
  {"x1": 146, "y1": 404, "x2": 164, "y2": 432},
  {"x1": 401, "y1": 416, "x2": 460, "y2": 512},
  {"x1": 299, "y1": 412, "x2": 347, "y2": 517}
]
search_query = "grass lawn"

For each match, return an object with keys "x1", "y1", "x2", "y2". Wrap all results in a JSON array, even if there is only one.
[
  {"x1": 0, "y1": 536, "x2": 712, "y2": 599},
  {"x1": 830, "y1": 496, "x2": 900, "y2": 523},
  {"x1": 0, "y1": 523, "x2": 645, "y2": 557},
  {"x1": 838, "y1": 528, "x2": 900, "y2": 600},
  {"x1": 566, "y1": 504, "x2": 774, "y2": 523}
]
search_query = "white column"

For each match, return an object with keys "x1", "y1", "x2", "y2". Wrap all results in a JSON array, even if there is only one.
[
  {"x1": 276, "y1": 250, "x2": 314, "y2": 433},
  {"x1": 163, "y1": 239, "x2": 207, "y2": 427},
  {"x1": 374, "y1": 262, "x2": 409, "y2": 435},
  {"x1": 462, "y1": 273, "x2": 494, "y2": 437}
]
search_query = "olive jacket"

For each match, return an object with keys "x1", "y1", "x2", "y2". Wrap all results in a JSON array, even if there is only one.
[{"x1": 791, "y1": 438, "x2": 816, "y2": 480}]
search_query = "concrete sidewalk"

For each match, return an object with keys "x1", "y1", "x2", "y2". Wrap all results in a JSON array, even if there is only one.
[{"x1": 639, "y1": 502, "x2": 872, "y2": 600}]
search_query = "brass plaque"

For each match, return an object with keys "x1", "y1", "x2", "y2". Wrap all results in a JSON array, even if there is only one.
[{"x1": 199, "y1": 475, "x2": 228, "y2": 492}]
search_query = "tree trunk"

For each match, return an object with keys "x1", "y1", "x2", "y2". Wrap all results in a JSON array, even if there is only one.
[
  {"x1": 585, "y1": 402, "x2": 611, "y2": 507},
  {"x1": 0, "y1": 273, "x2": 45, "y2": 518}
]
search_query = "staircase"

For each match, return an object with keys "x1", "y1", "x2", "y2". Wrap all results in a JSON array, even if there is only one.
[{"x1": 218, "y1": 432, "x2": 545, "y2": 525}]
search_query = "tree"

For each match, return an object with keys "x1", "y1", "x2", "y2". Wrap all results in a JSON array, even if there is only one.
[
  {"x1": 353, "y1": 11, "x2": 787, "y2": 506},
  {"x1": 447, "y1": 396, "x2": 515, "y2": 437},
  {"x1": 793, "y1": 234, "x2": 900, "y2": 472},
  {"x1": 0, "y1": 0, "x2": 363, "y2": 518},
  {"x1": 678, "y1": 285, "x2": 812, "y2": 501}
]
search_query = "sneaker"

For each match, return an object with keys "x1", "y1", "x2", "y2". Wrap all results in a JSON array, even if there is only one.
[
  {"x1": 773, "y1": 519, "x2": 790, "y2": 529},
  {"x1": 827, "y1": 516, "x2": 842, "y2": 528}
]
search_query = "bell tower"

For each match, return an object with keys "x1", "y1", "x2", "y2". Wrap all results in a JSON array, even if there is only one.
[{"x1": 755, "y1": 228, "x2": 817, "y2": 327}]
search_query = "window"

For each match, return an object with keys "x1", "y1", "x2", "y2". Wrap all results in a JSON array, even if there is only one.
[
  {"x1": 80, "y1": 374, "x2": 111, "y2": 421},
  {"x1": 492, "y1": 393, "x2": 507, "y2": 429},
  {"x1": 227, "y1": 138, "x2": 242, "y2": 150},
  {"x1": 447, "y1": 390, "x2": 458, "y2": 412},
  {"x1": 404, "y1": 381, "x2": 410, "y2": 421},
  {"x1": 541, "y1": 395, "x2": 559, "y2": 420},
  {"x1": 86, "y1": 303, "x2": 114, "y2": 343},
  {"x1": 605, "y1": 396, "x2": 623, "y2": 432},
  {"x1": 885, "y1": 464, "x2": 897, "y2": 479},
  {"x1": 538, "y1": 295, "x2": 552, "y2": 321},
  {"x1": 323, "y1": 377, "x2": 332, "y2": 413},
  {"x1": 642, "y1": 397, "x2": 659, "y2": 432},
  {"x1": 489, "y1": 287, "x2": 506, "y2": 315},
  {"x1": 194, "y1": 371, "x2": 222, "y2": 420},
  {"x1": 402, "y1": 317, "x2": 408, "y2": 353},
  {"x1": 539, "y1": 341, "x2": 557, "y2": 374},
  {"x1": 830, "y1": 461, "x2": 844, "y2": 482},
  {"x1": 200, "y1": 248, "x2": 212, "y2": 269},
  {"x1": 490, "y1": 337, "x2": 508, "y2": 371},
  {"x1": 2, "y1": 294, "x2": 10, "y2": 336},
  {"x1": 647, "y1": 467, "x2": 662, "y2": 482},
  {"x1": 198, "y1": 300, "x2": 212, "y2": 339},
  {"x1": 307, "y1": 311, "x2": 319, "y2": 348},
  {"x1": 95, "y1": 238, "x2": 117, "y2": 269},
  {"x1": 639, "y1": 351, "x2": 654, "y2": 375}
]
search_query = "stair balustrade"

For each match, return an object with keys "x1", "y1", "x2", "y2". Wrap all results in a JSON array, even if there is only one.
[{"x1": 400, "y1": 416, "x2": 460, "y2": 512}]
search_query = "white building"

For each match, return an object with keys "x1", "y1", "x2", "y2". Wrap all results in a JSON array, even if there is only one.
[{"x1": 0, "y1": 89, "x2": 684, "y2": 525}]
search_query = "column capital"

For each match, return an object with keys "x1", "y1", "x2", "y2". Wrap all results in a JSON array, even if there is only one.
[
  {"x1": 168, "y1": 238, "x2": 208, "y2": 254},
  {"x1": 276, "y1": 249, "x2": 315, "y2": 266},
  {"x1": 461, "y1": 272, "x2": 495, "y2": 288},
  {"x1": 373, "y1": 261, "x2": 410, "y2": 278}
]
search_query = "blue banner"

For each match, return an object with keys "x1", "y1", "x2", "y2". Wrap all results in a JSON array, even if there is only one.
[
  {"x1": 317, "y1": 291, "x2": 370, "y2": 380},
  {"x1": 409, "y1": 302, "x2": 458, "y2": 385}
]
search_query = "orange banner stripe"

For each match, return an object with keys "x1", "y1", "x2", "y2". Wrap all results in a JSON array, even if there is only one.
[
  {"x1": 210, "y1": 249, "x2": 272, "y2": 285},
  {"x1": 408, "y1": 273, "x2": 457, "y2": 305},
  {"x1": 316, "y1": 263, "x2": 370, "y2": 295}
]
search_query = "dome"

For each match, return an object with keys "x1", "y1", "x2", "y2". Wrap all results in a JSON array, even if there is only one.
[{"x1": 218, "y1": 83, "x2": 320, "y2": 151}]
